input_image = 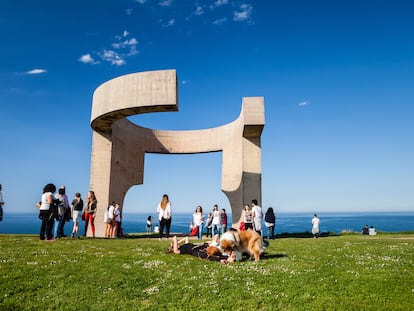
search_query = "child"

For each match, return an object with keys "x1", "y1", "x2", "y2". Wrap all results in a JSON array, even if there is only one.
[{"x1": 146, "y1": 216, "x2": 152, "y2": 233}]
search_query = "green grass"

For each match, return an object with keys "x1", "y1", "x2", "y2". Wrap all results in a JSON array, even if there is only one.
[{"x1": 1, "y1": 233, "x2": 413, "y2": 310}]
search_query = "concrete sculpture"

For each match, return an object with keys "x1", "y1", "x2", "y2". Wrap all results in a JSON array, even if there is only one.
[{"x1": 89, "y1": 70, "x2": 264, "y2": 237}]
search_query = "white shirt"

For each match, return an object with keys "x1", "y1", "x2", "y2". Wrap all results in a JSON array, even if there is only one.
[
  {"x1": 193, "y1": 212, "x2": 205, "y2": 226},
  {"x1": 108, "y1": 205, "x2": 115, "y2": 219},
  {"x1": 40, "y1": 192, "x2": 53, "y2": 211},
  {"x1": 157, "y1": 202, "x2": 171, "y2": 221},
  {"x1": 212, "y1": 210, "x2": 221, "y2": 225},
  {"x1": 252, "y1": 204, "x2": 263, "y2": 219},
  {"x1": 312, "y1": 217, "x2": 320, "y2": 229}
]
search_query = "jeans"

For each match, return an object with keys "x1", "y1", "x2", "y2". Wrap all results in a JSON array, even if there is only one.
[
  {"x1": 53, "y1": 219, "x2": 61, "y2": 237},
  {"x1": 197, "y1": 224, "x2": 203, "y2": 240},
  {"x1": 213, "y1": 224, "x2": 221, "y2": 237},
  {"x1": 266, "y1": 225, "x2": 275, "y2": 240}
]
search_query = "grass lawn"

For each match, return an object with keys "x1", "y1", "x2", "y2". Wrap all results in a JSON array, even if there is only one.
[{"x1": 0, "y1": 233, "x2": 413, "y2": 310}]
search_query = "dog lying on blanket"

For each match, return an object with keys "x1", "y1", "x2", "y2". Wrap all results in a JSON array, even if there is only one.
[{"x1": 220, "y1": 229, "x2": 264, "y2": 261}]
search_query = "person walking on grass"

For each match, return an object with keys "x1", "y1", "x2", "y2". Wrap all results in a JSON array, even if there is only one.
[{"x1": 312, "y1": 214, "x2": 320, "y2": 238}]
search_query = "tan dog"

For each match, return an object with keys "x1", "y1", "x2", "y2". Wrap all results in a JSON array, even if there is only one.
[
  {"x1": 206, "y1": 245, "x2": 221, "y2": 257},
  {"x1": 220, "y1": 229, "x2": 264, "y2": 261}
]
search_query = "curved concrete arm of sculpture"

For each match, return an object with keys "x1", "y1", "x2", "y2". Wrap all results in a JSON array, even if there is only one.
[
  {"x1": 90, "y1": 69, "x2": 264, "y2": 229},
  {"x1": 91, "y1": 69, "x2": 179, "y2": 135}
]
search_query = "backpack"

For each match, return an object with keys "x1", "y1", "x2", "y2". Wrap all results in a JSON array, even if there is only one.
[{"x1": 49, "y1": 199, "x2": 59, "y2": 220}]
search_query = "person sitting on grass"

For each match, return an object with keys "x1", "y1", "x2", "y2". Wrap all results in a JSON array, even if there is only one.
[{"x1": 167, "y1": 235, "x2": 236, "y2": 264}]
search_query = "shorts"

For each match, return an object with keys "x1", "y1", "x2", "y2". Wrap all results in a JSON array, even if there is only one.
[{"x1": 73, "y1": 210, "x2": 82, "y2": 223}]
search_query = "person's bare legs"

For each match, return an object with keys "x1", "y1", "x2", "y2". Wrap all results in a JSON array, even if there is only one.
[
  {"x1": 211, "y1": 234, "x2": 220, "y2": 245},
  {"x1": 175, "y1": 236, "x2": 189, "y2": 244}
]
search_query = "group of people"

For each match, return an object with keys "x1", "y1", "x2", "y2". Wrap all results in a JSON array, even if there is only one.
[
  {"x1": 241, "y1": 200, "x2": 277, "y2": 240},
  {"x1": 362, "y1": 224, "x2": 377, "y2": 235},
  {"x1": 154, "y1": 194, "x2": 278, "y2": 242},
  {"x1": 37, "y1": 182, "x2": 127, "y2": 241},
  {"x1": 103, "y1": 201, "x2": 123, "y2": 238},
  {"x1": 38, "y1": 183, "x2": 98, "y2": 240},
  {"x1": 191, "y1": 204, "x2": 228, "y2": 240}
]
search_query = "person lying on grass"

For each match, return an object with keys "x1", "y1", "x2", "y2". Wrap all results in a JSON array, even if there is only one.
[{"x1": 168, "y1": 235, "x2": 237, "y2": 264}]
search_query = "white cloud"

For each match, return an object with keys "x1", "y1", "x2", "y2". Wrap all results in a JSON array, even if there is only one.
[
  {"x1": 233, "y1": 4, "x2": 253, "y2": 22},
  {"x1": 159, "y1": 0, "x2": 172, "y2": 7},
  {"x1": 101, "y1": 50, "x2": 126, "y2": 66},
  {"x1": 78, "y1": 53, "x2": 99, "y2": 65},
  {"x1": 162, "y1": 18, "x2": 175, "y2": 27},
  {"x1": 127, "y1": 45, "x2": 139, "y2": 56},
  {"x1": 112, "y1": 37, "x2": 139, "y2": 49},
  {"x1": 127, "y1": 38, "x2": 138, "y2": 45},
  {"x1": 126, "y1": 8, "x2": 133, "y2": 15},
  {"x1": 298, "y1": 101, "x2": 310, "y2": 107},
  {"x1": 26, "y1": 68, "x2": 46, "y2": 74},
  {"x1": 214, "y1": 0, "x2": 229, "y2": 7},
  {"x1": 135, "y1": 0, "x2": 146, "y2": 4},
  {"x1": 213, "y1": 17, "x2": 227, "y2": 25},
  {"x1": 195, "y1": 5, "x2": 204, "y2": 16}
]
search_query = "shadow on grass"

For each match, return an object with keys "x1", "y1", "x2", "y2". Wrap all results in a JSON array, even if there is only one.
[
  {"x1": 274, "y1": 231, "x2": 338, "y2": 239},
  {"x1": 263, "y1": 253, "x2": 288, "y2": 259},
  {"x1": 124, "y1": 231, "x2": 339, "y2": 239}
]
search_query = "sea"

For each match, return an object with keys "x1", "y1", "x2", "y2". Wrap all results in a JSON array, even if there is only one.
[{"x1": 0, "y1": 211, "x2": 413, "y2": 236}]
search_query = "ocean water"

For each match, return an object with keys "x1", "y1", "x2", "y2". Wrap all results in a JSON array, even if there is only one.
[{"x1": 0, "y1": 211, "x2": 413, "y2": 236}]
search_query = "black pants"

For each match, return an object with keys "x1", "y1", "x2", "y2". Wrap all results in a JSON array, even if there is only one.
[
  {"x1": 159, "y1": 217, "x2": 172, "y2": 238},
  {"x1": 39, "y1": 210, "x2": 54, "y2": 240}
]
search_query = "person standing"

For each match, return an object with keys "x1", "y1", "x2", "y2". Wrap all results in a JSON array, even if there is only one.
[
  {"x1": 205, "y1": 212, "x2": 213, "y2": 238},
  {"x1": 105, "y1": 202, "x2": 115, "y2": 238},
  {"x1": 0, "y1": 184, "x2": 4, "y2": 222},
  {"x1": 84, "y1": 190, "x2": 97, "y2": 237},
  {"x1": 264, "y1": 207, "x2": 276, "y2": 240},
  {"x1": 146, "y1": 216, "x2": 152, "y2": 234},
  {"x1": 113, "y1": 203, "x2": 122, "y2": 238},
  {"x1": 243, "y1": 204, "x2": 254, "y2": 231},
  {"x1": 157, "y1": 194, "x2": 172, "y2": 239},
  {"x1": 39, "y1": 183, "x2": 57, "y2": 241},
  {"x1": 71, "y1": 193, "x2": 83, "y2": 238},
  {"x1": 211, "y1": 204, "x2": 221, "y2": 237},
  {"x1": 192, "y1": 206, "x2": 205, "y2": 240},
  {"x1": 221, "y1": 208, "x2": 228, "y2": 233},
  {"x1": 251, "y1": 199, "x2": 263, "y2": 236},
  {"x1": 54, "y1": 185, "x2": 70, "y2": 238},
  {"x1": 312, "y1": 214, "x2": 320, "y2": 238}
]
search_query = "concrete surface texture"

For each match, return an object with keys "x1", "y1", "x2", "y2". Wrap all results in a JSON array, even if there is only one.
[{"x1": 89, "y1": 69, "x2": 264, "y2": 237}]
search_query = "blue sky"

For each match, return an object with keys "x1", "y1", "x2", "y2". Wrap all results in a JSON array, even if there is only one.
[{"x1": 0, "y1": 0, "x2": 413, "y2": 217}]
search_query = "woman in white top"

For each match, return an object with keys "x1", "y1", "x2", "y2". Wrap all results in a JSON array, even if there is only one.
[
  {"x1": 39, "y1": 183, "x2": 56, "y2": 241},
  {"x1": 157, "y1": 194, "x2": 172, "y2": 239},
  {"x1": 192, "y1": 206, "x2": 205, "y2": 240}
]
